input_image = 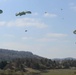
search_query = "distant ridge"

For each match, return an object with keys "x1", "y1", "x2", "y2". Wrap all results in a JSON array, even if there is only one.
[{"x1": 0, "y1": 48, "x2": 42, "y2": 61}]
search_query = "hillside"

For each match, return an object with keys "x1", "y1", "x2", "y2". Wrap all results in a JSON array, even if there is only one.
[
  {"x1": 0, "y1": 48, "x2": 53, "y2": 71},
  {"x1": 0, "y1": 48, "x2": 76, "y2": 73},
  {"x1": 0, "y1": 48, "x2": 42, "y2": 61}
]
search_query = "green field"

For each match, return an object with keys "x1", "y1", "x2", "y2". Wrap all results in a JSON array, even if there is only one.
[{"x1": 41, "y1": 69, "x2": 76, "y2": 75}]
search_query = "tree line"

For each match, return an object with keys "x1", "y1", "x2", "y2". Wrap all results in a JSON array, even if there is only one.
[{"x1": 0, "y1": 58, "x2": 76, "y2": 71}]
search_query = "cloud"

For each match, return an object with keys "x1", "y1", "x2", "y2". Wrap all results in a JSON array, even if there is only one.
[
  {"x1": 69, "y1": 3, "x2": 76, "y2": 11},
  {"x1": 70, "y1": 6, "x2": 76, "y2": 11},
  {"x1": 22, "y1": 36, "x2": 33, "y2": 40},
  {"x1": 0, "y1": 18, "x2": 47, "y2": 28},
  {"x1": 37, "y1": 38, "x2": 57, "y2": 42},
  {"x1": 46, "y1": 33, "x2": 68, "y2": 38},
  {"x1": 32, "y1": 12, "x2": 39, "y2": 16},
  {"x1": 44, "y1": 13, "x2": 57, "y2": 18},
  {"x1": 3, "y1": 34, "x2": 15, "y2": 38},
  {"x1": 21, "y1": 33, "x2": 67, "y2": 42},
  {"x1": 36, "y1": 33, "x2": 68, "y2": 42},
  {"x1": 0, "y1": 21, "x2": 6, "y2": 26}
]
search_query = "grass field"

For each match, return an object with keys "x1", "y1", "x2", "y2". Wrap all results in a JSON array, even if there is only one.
[
  {"x1": 41, "y1": 69, "x2": 76, "y2": 75},
  {"x1": 0, "y1": 69, "x2": 76, "y2": 75}
]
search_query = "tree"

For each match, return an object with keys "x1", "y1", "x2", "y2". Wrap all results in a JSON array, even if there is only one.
[{"x1": 0, "y1": 61, "x2": 8, "y2": 69}]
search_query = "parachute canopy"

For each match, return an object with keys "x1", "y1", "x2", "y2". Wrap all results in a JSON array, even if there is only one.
[
  {"x1": 0, "y1": 9, "x2": 3, "y2": 14},
  {"x1": 61, "y1": 8, "x2": 63, "y2": 10},
  {"x1": 16, "y1": 11, "x2": 31, "y2": 16},
  {"x1": 73, "y1": 30, "x2": 76, "y2": 34},
  {"x1": 25, "y1": 30, "x2": 27, "y2": 32}
]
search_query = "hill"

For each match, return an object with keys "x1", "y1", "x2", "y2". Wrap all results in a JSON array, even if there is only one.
[
  {"x1": 0, "y1": 48, "x2": 76, "y2": 72},
  {"x1": 0, "y1": 48, "x2": 41, "y2": 61},
  {"x1": 0, "y1": 48, "x2": 53, "y2": 71}
]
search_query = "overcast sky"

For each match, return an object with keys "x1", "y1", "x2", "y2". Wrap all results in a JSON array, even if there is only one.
[{"x1": 0, "y1": 0, "x2": 76, "y2": 59}]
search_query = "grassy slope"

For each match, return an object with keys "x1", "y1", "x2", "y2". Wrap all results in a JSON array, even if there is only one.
[
  {"x1": 0, "y1": 69, "x2": 76, "y2": 75},
  {"x1": 0, "y1": 68, "x2": 41, "y2": 75},
  {"x1": 41, "y1": 69, "x2": 76, "y2": 75}
]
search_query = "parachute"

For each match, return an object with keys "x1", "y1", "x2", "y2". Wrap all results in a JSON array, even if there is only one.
[
  {"x1": 61, "y1": 8, "x2": 63, "y2": 10},
  {"x1": 25, "y1": 30, "x2": 27, "y2": 32},
  {"x1": 0, "y1": 9, "x2": 3, "y2": 14},
  {"x1": 25, "y1": 11, "x2": 31, "y2": 14},
  {"x1": 73, "y1": 30, "x2": 76, "y2": 34},
  {"x1": 16, "y1": 11, "x2": 31, "y2": 16}
]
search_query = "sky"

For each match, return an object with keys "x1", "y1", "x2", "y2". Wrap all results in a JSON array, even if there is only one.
[{"x1": 0, "y1": 0, "x2": 76, "y2": 59}]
